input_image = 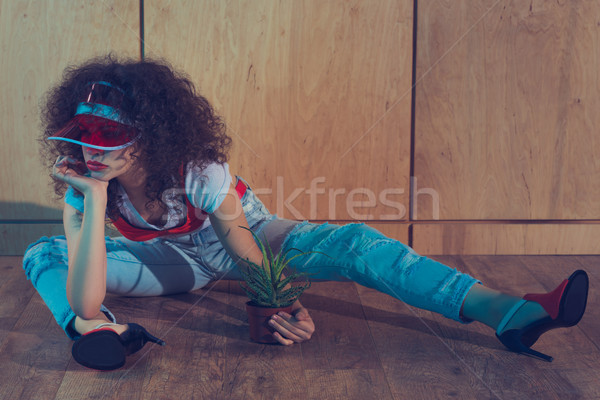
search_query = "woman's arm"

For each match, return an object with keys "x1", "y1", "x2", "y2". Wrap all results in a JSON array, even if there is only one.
[
  {"x1": 55, "y1": 155, "x2": 109, "y2": 320},
  {"x1": 208, "y1": 185, "x2": 265, "y2": 267},
  {"x1": 208, "y1": 184, "x2": 315, "y2": 345},
  {"x1": 64, "y1": 191, "x2": 109, "y2": 319}
]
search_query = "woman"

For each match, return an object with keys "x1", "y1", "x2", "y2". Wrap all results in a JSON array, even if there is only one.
[{"x1": 23, "y1": 55, "x2": 589, "y2": 370}]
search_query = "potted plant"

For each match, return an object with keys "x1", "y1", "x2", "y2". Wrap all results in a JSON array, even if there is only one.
[{"x1": 238, "y1": 226, "x2": 329, "y2": 344}]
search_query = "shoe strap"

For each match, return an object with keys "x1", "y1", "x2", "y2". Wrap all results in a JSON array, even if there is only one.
[{"x1": 495, "y1": 299, "x2": 528, "y2": 336}]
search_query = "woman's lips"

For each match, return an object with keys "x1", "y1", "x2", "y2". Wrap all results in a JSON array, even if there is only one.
[{"x1": 87, "y1": 160, "x2": 108, "y2": 171}]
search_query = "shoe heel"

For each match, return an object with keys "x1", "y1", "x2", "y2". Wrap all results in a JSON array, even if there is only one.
[
  {"x1": 521, "y1": 347, "x2": 553, "y2": 362},
  {"x1": 142, "y1": 327, "x2": 166, "y2": 346},
  {"x1": 122, "y1": 323, "x2": 166, "y2": 355},
  {"x1": 496, "y1": 330, "x2": 554, "y2": 362}
]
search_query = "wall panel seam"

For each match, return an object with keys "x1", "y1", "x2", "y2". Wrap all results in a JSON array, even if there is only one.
[{"x1": 408, "y1": 0, "x2": 419, "y2": 243}]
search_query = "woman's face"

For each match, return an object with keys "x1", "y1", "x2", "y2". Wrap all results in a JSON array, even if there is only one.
[{"x1": 81, "y1": 144, "x2": 139, "y2": 181}]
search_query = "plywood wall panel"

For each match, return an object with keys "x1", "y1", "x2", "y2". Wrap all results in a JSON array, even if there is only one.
[
  {"x1": 0, "y1": 0, "x2": 139, "y2": 222},
  {"x1": 144, "y1": 0, "x2": 413, "y2": 221},
  {"x1": 414, "y1": 0, "x2": 600, "y2": 220},
  {"x1": 412, "y1": 223, "x2": 600, "y2": 255}
]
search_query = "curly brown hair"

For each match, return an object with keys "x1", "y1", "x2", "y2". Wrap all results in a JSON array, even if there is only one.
[{"x1": 38, "y1": 54, "x2": 232, "y2": 222}]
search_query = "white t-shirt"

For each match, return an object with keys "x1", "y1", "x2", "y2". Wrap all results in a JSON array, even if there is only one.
[{"x1": 64, "y1": 161, "x2": 233, "y2": 232}]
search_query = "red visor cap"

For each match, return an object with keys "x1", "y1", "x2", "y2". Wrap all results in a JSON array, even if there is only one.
[{"x1": 47, "y1": 81, "x2": 140, "y2": 151}]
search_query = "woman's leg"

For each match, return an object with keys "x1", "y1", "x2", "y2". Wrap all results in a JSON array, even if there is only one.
[
  {"x1": 273, "y1": 221, "x2": 481, "y2": 324},
  {"x1": 270, "y1": 220, "x2": 554, "y2": 332},
  {"x1": 199, "y1": 178, "x2": 556, "y2": 333},
  {"x1": 22, "y1": 235, "x2": 117, "y2": 339},
  {"x1": 460, "y1": 284, "x2": 548, "y2": 331},
  {"x1": 210, "y1": 215, "x2": 481, "y2": 323},
  {"x1": 204, "y1": 180, "x2": 480, "y2": 324},
  {"x1": 195, "y1": 177, "x2": 553, "y2": 333},
  {"x1": 22, "y1": 233, "x2": 217, "y2": 340}
]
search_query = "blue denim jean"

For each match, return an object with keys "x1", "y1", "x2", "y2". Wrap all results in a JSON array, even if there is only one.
[{"x1": 22, "y1": 176, "x2": 480, "y2": 340}]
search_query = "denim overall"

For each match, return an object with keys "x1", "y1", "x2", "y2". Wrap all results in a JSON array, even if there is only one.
[{"x1": 22, "y1": 176, "x2": 480, "y2": 339}]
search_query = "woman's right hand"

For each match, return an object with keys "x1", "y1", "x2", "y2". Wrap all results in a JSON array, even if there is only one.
[{"x1": 52, "y1": 155, "x2": 108, "y2": 197}]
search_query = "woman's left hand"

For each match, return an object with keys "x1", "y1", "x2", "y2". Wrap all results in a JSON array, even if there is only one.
[{"x1": 269, "y1": 306, "x2": 315, "y2": 345}]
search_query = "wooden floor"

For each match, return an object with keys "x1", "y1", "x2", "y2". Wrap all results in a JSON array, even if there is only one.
[{"x1": 0, "y1": 255, "x2": 598, "y2": 400}]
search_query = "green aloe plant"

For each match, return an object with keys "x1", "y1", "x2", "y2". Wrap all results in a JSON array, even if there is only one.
[{"x1": 238, "y1": 226, "x2": 329, "y2": 308}]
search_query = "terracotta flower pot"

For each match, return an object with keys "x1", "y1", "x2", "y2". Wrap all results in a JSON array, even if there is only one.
[{"x1": 246, "y1": 302, "x2": 293, "y2": 344}]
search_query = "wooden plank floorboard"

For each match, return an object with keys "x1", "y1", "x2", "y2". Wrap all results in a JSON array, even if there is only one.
[
  {"x1": 520, "y1": 255, "x2": 600, "y2": 399},
  {"x1": 0, "y1": 293, "x2": 70, "y2": 400},
  {"x1": 431, "y1": 256, "x2": 568, "y2": 400},
  {"x1": 140, "y1": 282, "x2": 230, "y2": 400},
  {"x1": 0, "y1": 255, "x2": 598, "y2": 399},
  {"x1": 53, "y1": 294, "x2": 167, "y2": 399},
  {"x1": 356, "y1": 281, "x2": 496, "y2": 399},
  {"x1": 300, "y1": 281, "x2": 383, "y2": 370},
  {"x1": 443, "y1": 255, "x2": 598, "y2": 399},
  {"x1": 0, "y1": 257, "x2": 35, "y2": 347},
  {"x1": 219, "y1": 283, "x2": 309, "y2": 400},
  {"x1": 305, "y1": 369, "x2": 393, "y2": 400},
  {"x1": 300, "y1": 281, "x2": 393, "y2": 400}
]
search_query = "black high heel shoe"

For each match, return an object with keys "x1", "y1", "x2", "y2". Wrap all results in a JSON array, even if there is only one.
[
  {"x1": 495, "y1": 270, "x2": 589, "y2": 362},
  {"x1": 72, "y1": 322, "x2": 166, "y2": 370}
]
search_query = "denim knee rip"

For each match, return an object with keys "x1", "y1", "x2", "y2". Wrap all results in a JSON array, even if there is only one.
[{"x1": 22, "y1": 236, "x2": 68, "y2": 287}]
